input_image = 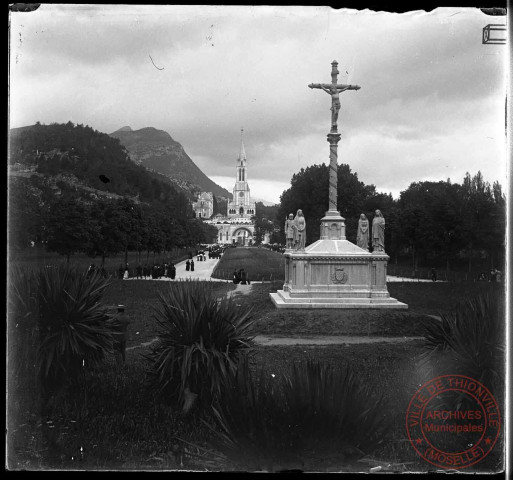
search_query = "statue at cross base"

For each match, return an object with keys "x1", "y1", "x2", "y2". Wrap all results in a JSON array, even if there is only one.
[{"x1": 309, "y1": 60, "x2": 361, "y2": 133}]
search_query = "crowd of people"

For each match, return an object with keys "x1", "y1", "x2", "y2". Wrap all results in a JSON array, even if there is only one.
[
  {"x1": 117, "y1": 262, "x2": 177, "y2": 280},
  {"x1": 84, "y1": 245, "x2": 228, "y2": 281},
  {"x1": 477, "y1": 268, "x2": 502, "y2": 283}
]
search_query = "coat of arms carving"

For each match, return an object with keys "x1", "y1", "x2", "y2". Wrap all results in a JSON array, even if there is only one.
[{"x1": 331, "y1": 267, "x2": 348, "y2": 284}]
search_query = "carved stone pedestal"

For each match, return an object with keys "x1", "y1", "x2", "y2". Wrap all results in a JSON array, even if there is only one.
[{"x1": 270, "y1": 214, "x2": 407, "y2": 309}]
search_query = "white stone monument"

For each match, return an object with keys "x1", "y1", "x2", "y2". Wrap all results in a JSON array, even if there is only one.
[{"x1": 270, "y1": 60, "x2": 407, "y2": 309}]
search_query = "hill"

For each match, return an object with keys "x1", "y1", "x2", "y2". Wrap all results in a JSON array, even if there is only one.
[
  {"x1": 8, "y1": 122, "x2": 190, "y2": 213},
  {"x1": 109, "y1": 126, "x2": 232, "y2": 200},
  {"x1": 8, "y1": 122, "x2": 221, "y2": 253}
]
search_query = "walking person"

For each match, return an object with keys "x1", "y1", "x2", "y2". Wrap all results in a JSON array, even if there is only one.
[
  {"x1": 190, "y1": 259, "x2": 195, "y2": 272},
  {"x1": 186, "y1": 259, "x2": 191, "y2": 271},
  {"x1": 86, "y1": 263, "x2": 96, "y2": 278},
  {"x1": 233, "y1": 270, "x2": 240, "y2": 284},
  {"x1": 239, "y1": 268, "x2": 246, "y2": 284},
  {"x1": 114, "y1": 305, "x2": 130, "y2": 367},
  {"x1": 430, "y1": 267, "x2": 437, "y2": 282},
  {"x1": 170, "y1": 263, "x2": 176, "y2": 280},
  {"x1": 489, "y1": 269, "x2": 497, "y2": 283}
]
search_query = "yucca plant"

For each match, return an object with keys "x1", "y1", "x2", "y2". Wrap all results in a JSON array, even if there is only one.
[
  {"x1": 145, "y1": 280, "x2": 255, "y2": 413},
  {"x1": 420, "y1": 287, "x2": 505, "y2": 393},
  {"x1": 35, "y1": 265, "x2": 120, "y2": 391},
  {"x1": 8, "y1": 265, "x2": 120, "y2": 406},
  {"x1": 7, "y1": 266, "x2": 40, "y2": 433},
  {"x1": 8, "y1": 265, "x2": 120, "y2": 461},
  {"x1": 207, "y1": 358, "x2": 390, "y2": 471}
]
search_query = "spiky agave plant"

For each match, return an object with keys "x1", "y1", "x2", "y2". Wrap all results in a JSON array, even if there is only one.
[
  {"x1": 7, "y1": 267, "x2": 40, "y2": 419},
  {"x1": 208, "y1": 359, "x2": 390, "y2": 471},
  {"x1": 34, "y1": 265, "x2": 119, "y2": 397},
  {"x1": 145, "y1": 280, "x2": 255, "y2": 413},
  {"x1": 420, "y1": 287, "x2": 504, "y2": 393},
  {"x1": 284, "y1": 361, "x2": 389, "y2": 459}
]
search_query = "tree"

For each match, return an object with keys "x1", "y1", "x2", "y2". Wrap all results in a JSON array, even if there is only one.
[
  {"x1": 88, "y1": 199, "x2": 131, "y2": 266},
  {"x1": 398, "y1": 180, "x2": 465, "y2": 272},
  {"x1": 8, "y1": 177, "x2": 47, "y2": 249},
  {"x1": 45, "y1": 198, "x2": 98, "y2": 262},
  {"x1": 460, "y1": 172, "x2": 499, "y2": 272},
  {"x1": 145, "y1": 211, "x2": 166, "y2": 259},
  {"x1": 252, "y1": 202, "x2": 278, "y2": 244}
]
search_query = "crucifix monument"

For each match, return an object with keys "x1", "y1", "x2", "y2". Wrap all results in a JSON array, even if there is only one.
[
  {"x1": 270, "y1": 60, "x2": 407, "y2": 309},
  {"x1": 308, "y1": 60, "x2": 360, "y2": 240}
]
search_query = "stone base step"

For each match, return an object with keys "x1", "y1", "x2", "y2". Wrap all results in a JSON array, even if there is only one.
[{"x1": 269, "y1": 290, "x2": 408, "y2": 309}]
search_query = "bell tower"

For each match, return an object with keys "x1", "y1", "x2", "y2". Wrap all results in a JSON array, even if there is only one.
[
  {"x1": 227, "y1": 128, "x2": 255, "y2": 218},
  {"x1": 236, "y1": 128, "x2": 247, "y2": 183}
]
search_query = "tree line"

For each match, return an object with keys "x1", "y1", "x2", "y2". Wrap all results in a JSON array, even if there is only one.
[
  {"x1": 277, "y1": 165, "x2": 505, "y2": 273},
  {"x1": 9, "y1": 177, "x2": 218, "y2": 264}
]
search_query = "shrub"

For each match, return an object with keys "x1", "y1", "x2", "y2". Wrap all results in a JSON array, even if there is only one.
[
  {"x1": 420, "y1": 286, "x2": 505, "y2": 393},
  {"x1": 8, "y1": 267, "x2": 39, "y2": 394},
  {"x1": 145, "y1": 280, "x2": 255, "y2": 413},
  {"x1": 35, "y1": 265, "x2": 120, "y2": 390},
  {"x1": 8, "y1": 265, "x2": 120, "y2": 406},
  {"x1": 7, "y1": 265, "x2": 121, "y2": 465},
  {"x1": 207, "y1": 358, "x2": 390, "y2": 472},
  {"x1": 7, "y1": 267, "x2": 41, "y2": 464}
]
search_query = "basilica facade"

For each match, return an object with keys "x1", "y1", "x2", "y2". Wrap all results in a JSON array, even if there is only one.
[{"x1": 204, "y1": 130, "x2": 256, "y2": 246}]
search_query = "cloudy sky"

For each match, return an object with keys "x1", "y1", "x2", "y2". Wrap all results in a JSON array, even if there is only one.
[{"x1": 10, "y1": 4, "x2": 507, "y2": 204}]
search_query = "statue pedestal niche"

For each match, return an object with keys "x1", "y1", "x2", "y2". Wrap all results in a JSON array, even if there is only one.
[{"x1": 270, "y1": 214, "x2": 407, "y2": 309}]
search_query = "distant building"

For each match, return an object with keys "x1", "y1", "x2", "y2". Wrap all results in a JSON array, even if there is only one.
[
  {"x1": 204, "y1": 130, "x2": 257, "y2": 246},
  {"x1": 192, "y1": 191, "x2": 214, "y2": 219}
]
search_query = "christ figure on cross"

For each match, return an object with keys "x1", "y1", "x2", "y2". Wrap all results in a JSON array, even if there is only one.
[{"x1": 309, "y1": 61, "x2": 361, "y2": 132}]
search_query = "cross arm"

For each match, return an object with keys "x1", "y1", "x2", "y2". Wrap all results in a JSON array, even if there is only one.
[
  {"x1": 308, "y1": 83, "x2": 361, "y2": 91},
  {"x1": 308, "y1": 83, "x2": 331, "y2": 90}
]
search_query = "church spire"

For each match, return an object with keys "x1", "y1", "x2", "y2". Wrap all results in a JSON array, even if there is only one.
[{"x1": 239, "y1": 127, "x2": 246, "y2": 161}]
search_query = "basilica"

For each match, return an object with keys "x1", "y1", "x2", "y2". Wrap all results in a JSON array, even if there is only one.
[{"x1": 202, "y1": 130, "x2": 256, "y2": 245}]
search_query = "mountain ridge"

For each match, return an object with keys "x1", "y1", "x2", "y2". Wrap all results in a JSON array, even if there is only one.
[
  {"x1": 109, "y1": 126, "x2": 231, "y2": 200},
  {"x1": 8, "y1": 122, "x2": 191, "y2": 215}
]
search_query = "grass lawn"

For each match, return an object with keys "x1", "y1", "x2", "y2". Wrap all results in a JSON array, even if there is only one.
[
  {"x1": 7, "y1": 248, "x2": 505, "y2": 472},
  {"x1": 102, "y1": 279, "x2": 237, "y2": 348},
  {"x1": 102, "y1": 279, "x2": 466, "y2": 342},
  {"x1": 211, "y1": 247, "x2": 286, "y2": 281}
]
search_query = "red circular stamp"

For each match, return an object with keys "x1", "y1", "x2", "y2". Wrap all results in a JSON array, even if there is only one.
[{"x1": 406, "y1": 374, "x2": 500, "y2": 469}]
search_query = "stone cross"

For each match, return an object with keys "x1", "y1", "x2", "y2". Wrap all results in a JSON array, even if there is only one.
[
  {"x1": 309, "y1": 60, "x2": 360, "y2": 213},
  {"x1": 308, "y1": 60, "x2": 361, "y2": 134}
]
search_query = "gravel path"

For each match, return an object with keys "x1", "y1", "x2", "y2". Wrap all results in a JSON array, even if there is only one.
[
  {"x1": 127, "y1": 334, "x2": 423, "y2": 351},
  {"x1": 253, "y1": 335, "x2": 424, "y2": 346}
]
